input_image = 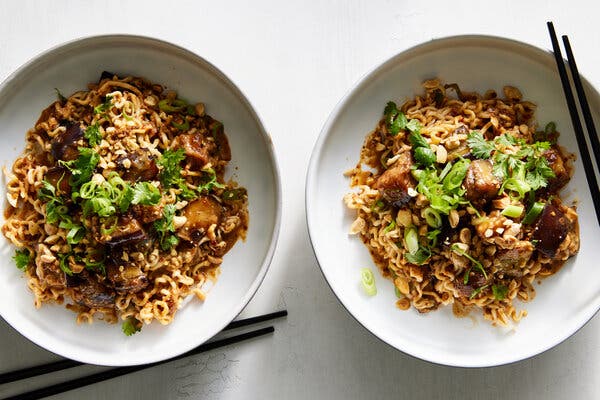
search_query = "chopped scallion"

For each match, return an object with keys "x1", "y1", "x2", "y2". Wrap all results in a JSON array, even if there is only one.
[
  {"x1": 360, "y1": 268, "x2": 377, "y2": 296},
  {"x1": 523, "y1": 202, "x2": 544, "y2": 225},
  {"x1": 423, "y1": 207, "x2": 442, "y2": 228},
  {"x1": 404, "y1": 227, "x2": 419, "y2": 255},
  {"x1": 501, "y1": 204, "x2": 524, "y2": 219}
]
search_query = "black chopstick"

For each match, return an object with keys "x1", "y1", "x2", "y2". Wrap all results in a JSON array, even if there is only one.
[
  {"x1": 561, "y1": 35, "x2": 600, "y2": 172},
  {"x1": 547, "y1": 21, "x2": 600, "y2": 227},
  {"x1": 0, "y1": 309, "x2": 287, "y2": 385},
  {"x1": 2, "y1": 326, "x2": 274, "y2": 400}
]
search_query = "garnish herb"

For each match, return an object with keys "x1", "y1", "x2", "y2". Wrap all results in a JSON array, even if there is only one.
[
  {"x1": 172, "y1": 120, "x2": 190, "y2": 131},
  {"x1": 130, "y1": 182, "x2": 161, "y2": 206},
  {"x1": 93, "y1": 95, "x2": 113, "y2": 115},
  {"x1": 492, "y1": 284, "x2": 509, "y2": 300},
  {"x1": 54, "y1": 88, "x2": 67, "y2": 102},
  {"x1": 122, "y1": 317, "x2": 141, "y2": 336},
  {"x1": 13, "y1": 249, "x2": 30, "y2": 271},
  {"x1": 360, "y1": 268, "x2": 377, "y2": 296},
  {"x1": 412, "y1": 159, "x2": 470, "y2": 215},
  {"x1": 59, "y1": 147, "x2": 100, "y2": 189},
  {"x1": 501, "y1": 204, "x2": 524, "y2": 219},
  {"x1": 154, "y1": 204, "x2": 179, "y2": 251},
  {"x1": 222, "y1": 188, "x2": 246, "y2": 201},
  {"x1": 466, "y1": 131, "x2": 555, "y2": 200},
  {"x1": 58, "y1": 253, "x2": 73, "y2": 276},
  {"x1": 84, "y1": 123, "x2": 102, "y2": 146},
  {"x1": 404, "y1": 226, "x2": 419, "y2": 255},
  {"x1": 383, "y1": 220, "x2": 396, "y2": 233},
  {"x1": 450, "y1": 244, "x2": 487, "y2": 283},
  {"x1": 523, "y1": 202, "x2": 545, "y2": 224},
  {"x1": 469, "y1": 284, "x2": 489, "y2": 300},
  {"x1": 156, "y1": 149, "x2": 197, "y2": 200},
  {"x1": 197, "y1": 167, "x2": 225, "y2": 194}
]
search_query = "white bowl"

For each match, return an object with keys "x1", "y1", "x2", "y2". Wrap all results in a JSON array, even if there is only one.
[
  {"x1": 0, "y1": 35, "x2": 281, "y2": 366},
  {"x1": 306, "y1": 35, "x2": 600, "y2": 367}
]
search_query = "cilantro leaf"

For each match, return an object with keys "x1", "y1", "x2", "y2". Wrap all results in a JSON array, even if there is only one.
[
  {"x1": 492, "y1": 284, "x2": 508, "y2": 300},
  {"x1": 154, "y1": 204, "x2": 179, "y2": 250},
  {"x1": 122, "y1": 317, "x2": 141, "y2": 336},
  {"x1": 198, "y1": 168, "x2": 225, "y2": 194},
  {"x1": 84, "y1": 123, "x2": 102, "y2": 146},
  {"x1": 58, "y1": 253, "x2": 73, "y2": 276},
  {"x1": 59, "y1": 147, "x2": 100, "y2": 189},
  {"x1": 131, "y1": 182, "x2": 161, "y2": 206},
  {"x1": 13, "y1": 249, "x2": 30, "y2": 271},
  {"x1": 466, "y1": 131, "x2": 494, "y2": 159},
  {"x1": 94, "y1": 95, "x2": 113, "y2": 115},
  {"x1": 54, "y1": 88, "x2": 67, "y2": 102},
  {"x1": 404, "y1": 246, "x2": 431, "y2": 265}
]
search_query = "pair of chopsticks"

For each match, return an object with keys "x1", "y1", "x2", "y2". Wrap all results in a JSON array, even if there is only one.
[
  {"x1": 0, "y1": 310, "x2": 287, "y2": 400},
  {"x1": 547, "y1": 22, "x2": 600, "y2": 227}
]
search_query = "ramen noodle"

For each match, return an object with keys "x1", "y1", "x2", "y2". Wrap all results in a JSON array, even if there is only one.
[
  {"x1": 3, "y1": 73, "x2": 248, "y2": 334},
  {"x1": 344, "y1": 79, "x2": 579, "y2": 325}
]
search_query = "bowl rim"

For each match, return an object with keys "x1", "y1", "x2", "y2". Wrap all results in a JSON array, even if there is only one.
[
  {"x1": 0, "y1": 33, "x2": 282, "y2": 365},
  {"x1": 305, "y1": 34, "x2": 600, "y2": 368}
]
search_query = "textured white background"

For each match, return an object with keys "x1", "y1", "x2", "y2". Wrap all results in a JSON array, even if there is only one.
[{"x1": 0, "y1": 0, "x2": 599, "y2": 398}]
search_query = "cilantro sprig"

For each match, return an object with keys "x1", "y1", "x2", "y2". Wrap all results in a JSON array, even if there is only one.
[
  {"x1": 122, "y1": 317, "x2": 141, "y2": 336},
  {"x1": 84, "y1": 123, "x2": 102, "y2": 146},
  {"x1": 466, "y1": 131, "x2": 555, "y2": 199},
  {"x1": 157, "y1": 149, "x2": 196, "y2": 200},
  {"x1": 154, "y1": 204, "x2": 179, "y2": 250},
  {"x1": 13, "y1": 249, "x2": 30, "y2": 271}
]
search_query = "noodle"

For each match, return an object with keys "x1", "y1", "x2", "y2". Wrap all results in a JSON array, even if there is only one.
[
  {"x1": 2, "y1": 74, "x2": 248, "y2": 332},
  {"x1": 344, "y1": 79, "x2": 579, "y2": 326}
]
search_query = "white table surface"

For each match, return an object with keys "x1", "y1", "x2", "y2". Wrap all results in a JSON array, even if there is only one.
[{"x1": 1, "y1": 1, "x2": 599, "y2": 399}]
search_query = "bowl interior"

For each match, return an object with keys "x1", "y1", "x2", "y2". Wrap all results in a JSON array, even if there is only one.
[
  {"x1": 307, "y1": 35, "x2": 600, "y2": 367},
  {"x1": 0, "y1": 35, "x2": 280, "y2": 366}
]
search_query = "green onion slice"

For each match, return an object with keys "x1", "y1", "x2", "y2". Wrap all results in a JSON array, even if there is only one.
[
  {"x1": 360, "y1": 268, "x2": 377, "y2": 296},
  {"x1": 501, "y1": 204, "x2": 524, "y2": 219},
  {"x1": 404, "y1": 227, "x2": 419, "y2": 255},
  {"x1": 523, "y1": 201, "x2": 544, "y2": 224},
  {"x1": 423, "y1": 207, "x2": 442, "y2": 228}
]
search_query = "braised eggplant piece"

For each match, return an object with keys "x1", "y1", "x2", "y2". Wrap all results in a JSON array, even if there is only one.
[
  {"x1": 177, "y1": 196, "x2": 222, "y2": 242},
  {"x1": 464, "y1": 159, "x2": 501, "y2": 207},
  {"x1": 116, "y1": 149, "x2": 159, "y2": 182},
  {"x1": 131, "y1": 204, "x2": 163, "y2": 224},
  {"x1": 173, "y1": 133, "x2": 210, "y2": 169},
  {"x1": 71, "y1": 271, "x2": 115, "y2": 309},
  {"x1": 100, "y1": 216, "x2": 146, "y2": 246},
  {"x1": 34, "y1": 244, "x2": 66, "y2": 288},
  {"x1": 51, "y1": 122, "x2": 83, "y2": 161},
  {"x1": 45, "y1": 166, "x2": 71, "y2": 195},
  {"x1": 375, "y1": 152, "x2": 415, "y2": 208},
  {"x1": 208, "y1": 119, "x2": 231, "y2": 161},
  {"x1": 543, "y1": 148, "x2": 570, "y2": 192},
  {"x1": 493, "y1": 241, "x2": 534, "y2": 276},
  {"x1": 532, "y1": 204, "x2": 571, "y2": 258},
  {"x1": 105, "y1": 261, "x2": 148, "y2": 294}
]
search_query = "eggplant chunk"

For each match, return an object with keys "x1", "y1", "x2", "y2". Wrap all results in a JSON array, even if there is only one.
[
  {"x1": 375, "y1": 152, "x2": 415, "y2": 208},
  {"x1": 532, "y1": 204, "x2": 572, "y2": 258},
  {"x1": 178, "y1": 196, "x2": 222, "y2": 242},
  {"x1": 464, "y1": 159, "x2": 501, "y2": 207},
  {"x1": 45, "y1": 166, "x2": 71, "y2": 194},
  {"x1": 106, "y1": 262, "x2": 148, "y2": 294},
  {"x1": 543, "y1": 149, "x2": 570, "y2": 192},
  {"x1": 100, "y1": 216, "x2": 146, "y2": 246},
  {"x1": 51, "y1": 122, "x2": 83, "y2": 161},
  {"x1": 34, "y1": 244, "x2": 66, "y2": 288},
  {"x1": 71, "y1": 271, "x2": 115, "y2": 309},
  {"x1": 116, "y1": 149, "x2": 159, "y2": 182},
  {"x1": 493, "y1": 241, "x2": 534, "y2": 276},
  {"x1": 173, "y1": 133, "x2": 210, "y2": 168}
]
